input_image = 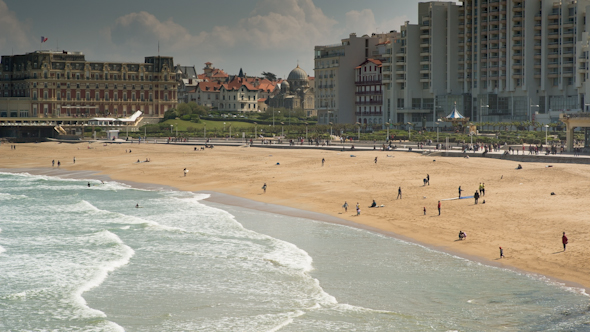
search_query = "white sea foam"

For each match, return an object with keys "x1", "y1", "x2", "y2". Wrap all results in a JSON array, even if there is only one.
[
  {"x1": 266, "y1": 310, "x2": 306, "y2": 332},
  {"x1": 72, "y1": 230, "x2": 135, "y2": 319}
]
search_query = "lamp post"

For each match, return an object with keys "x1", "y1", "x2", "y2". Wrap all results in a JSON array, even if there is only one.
[
  {"x1": 407, "y1": 122, "x2": 412, "y2": 142},
  {"x1": 175, "y1": 123, "x2": 178, "y2": 137},
  {"x1": 204, "y1": 123, "x2": 206, "y2": 138},
  {"x1": 329, "y1": 122, "x2": 333, "y2": 137},
  {"x1": 436, "y1": 121, "x2": 440, "y2": 143},
  {"x1": 545, "y1": 124, "x2": 549, "y2": 145},
  {"x1": 386, "y1": 122, "x2": 390, "y2": 142},
  {"x1": 170, "y1": 124, "x2": 173, "y2": 135},
  {"x1": 281, "y1": 122, "x2": 284, "y2": 137},
  {"x1": 229, "y1": 124, "x2": 232, "y2": 139},
  {"x1": 254, "y1": 122, "x2": 257, "y2": 139},
  {"x1": 223, "y1": 122, "x2": 226, "y2": 133},
  {"x1": 469, "y1": 123, "x2": 474, "y2": 146},
  {"x1": 479, "y1": 103, "x2": 489, "y2": 123},
  {"x1": 356, "y1": 122, "x2": 361, "y2": 142},
  {"x1": 305, "y1": 122, "x2": 308, "y2": 141},
  {"x1": 272, "y1": 108, "x2": 275, "y2": 127}
]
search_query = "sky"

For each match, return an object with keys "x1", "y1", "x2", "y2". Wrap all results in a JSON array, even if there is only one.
[{"x1": 0, "y1": 0, "x2": 458, "y2": 79}]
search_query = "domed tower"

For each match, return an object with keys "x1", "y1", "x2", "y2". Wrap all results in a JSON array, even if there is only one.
[
  {"x1": 287, "y1": 65, "x2": 309, "y2": 90},
  {"x1": 280, "y1": 80, "x2": 290, "y2": 93}
]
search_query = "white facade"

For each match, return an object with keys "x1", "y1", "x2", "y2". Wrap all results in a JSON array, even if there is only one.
[{"x1": 320, "y1": 0, "x2": 590, "y2": 127}]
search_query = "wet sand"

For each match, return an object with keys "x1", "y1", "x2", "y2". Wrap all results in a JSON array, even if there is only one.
[{"x1": 1, "y1": 141, "x2": 589, "y2": 291}]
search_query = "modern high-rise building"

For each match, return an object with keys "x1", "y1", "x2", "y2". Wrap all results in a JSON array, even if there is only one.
[
  {"x1": 317, "y1": 0, "x2": 590, "y2": 128},
  {"x1": 0, "y1": 51, "x2": 177, "y2": 119}
]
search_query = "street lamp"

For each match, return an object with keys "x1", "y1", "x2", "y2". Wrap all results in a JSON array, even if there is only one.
[
  {"x1": 386, "y1": 122, "x2": 390, "y2": 142},
  {"x1": 436, "y1": 121, "x2": 440, "y2": 143},
  {"x1": 223, "y1": 122, "x2": 226, "y2": 133},
  {"x1": 254, "y1": 122, "x2": 257, "y2": 139},
  {"x1": 170, "y1": 124, "x2": 173, "y2": 134},
  {"x1": 479, "y1": 103, "x2": 489, "y2": 123},
  {"x1": 407, "y1": 122, "x2": 412, "y2": 141},
  {"x1": 229, "y1": 123, "x2": 232, "y2": 139},
  {"x1": 204, "y1": 123, "x2": 206, "y2": 138},
  {"x1": 281, "y1": 122, "x2": 284, "y2": 137},
  {"x1": 356, "y1": 122, "x2": 361, "y2": 142},
  {"x1": 305, "y1": 122, "x2": 308, "y2": 141},
  {"x1": 545, "y1": 124, "x2": 549, "y2": 145},
  {"x1": 329, "y1": 122, "x2": 333, "y2": 137},
  {"x1": 469, "y1": 122, "x2": 474, "y2": 146},
  {"x1": 175, "y1": 123, "x2": 178, "y2": 137}
]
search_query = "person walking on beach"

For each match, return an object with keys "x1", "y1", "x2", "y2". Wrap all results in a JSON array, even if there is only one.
[
  {"x1": 458, "y1": 186, "x2": 463, "y2": 198},
  {"x1": 356, "y1": 206, "x2": 361, "y2": 216},
  {"x1": 343, "y1": 201, "x2": 348, "y2": 212},
  {"x1": 426, "y1": 174, "x2": 430, "y2": 185},
  {"x1": 322, "y1": 158, "x2": 325, "y2": 166},
  {"x1": 474, "y1": 191, "x2": 480, "y2": 204},
  {"x1": 73, "y1": 157, "x2": 76, "y2": 164},
  {"x1": 562, "y1": 232, "x2": 568, "y2": 251},
  {"x1": 482, "y1": 183, "x2": 485, "y2": 196},
  {"x1": 262, "y1": 183, "x2": 267, "y2": 194},
  {"x1": 397, "y1": 187, "x2": 402, "y2": 199},
  {"x1": 57, "y1": 161, "x2": 60, "y2": 167},
  {"x1": 479, "y1": 183, "x2": 483, "y2": 195},
  {"x1": 438, "y1": 201, "x2": 441, "y2": 215},
  {"x1": 374, "y1": 156, "x2": 378, "y2": 164},
  {"x1": 499, "y1": 247, "x2": 504, "y2": 258},
  {"x1": 183, "y1": 168, "x2": 188, "y2": 177},
  {"x1": 423, "y1": 207, "x2": 426, "y2": 215},
  {"x1": 52, "y1": 160, "x2": 55, "y2": 167}
]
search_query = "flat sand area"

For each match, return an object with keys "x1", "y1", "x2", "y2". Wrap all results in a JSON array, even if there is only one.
[{"x1": 2, "y1": 142, "x2": 589, "y2": 291}]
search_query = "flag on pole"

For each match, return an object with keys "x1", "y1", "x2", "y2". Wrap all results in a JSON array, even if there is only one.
[{"x1": 41, "y1": 36, "x2": 48, "y2": 43}]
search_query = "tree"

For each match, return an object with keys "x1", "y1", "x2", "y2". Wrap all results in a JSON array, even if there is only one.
[
  {"x1": 261, "y1": 71, "x2": 277, "y2": 81},
  {"x1": 177, "y1": 103, "x2": 191, "y2": 117}
]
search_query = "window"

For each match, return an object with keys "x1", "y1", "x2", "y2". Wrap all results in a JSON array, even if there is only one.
[
  {"x1": 95, "y1": 92, "x2": 99, "y2": 100},
  {"x1": 67, "y1": 92, "x2": 71, "y2": 101},
  {"x1": 86, "y1": 92, "x2": 90, "y2": 101},
  {"x1": 123, "y1": 93, "x2": 127, "y2": 101},
  {"x1": 76, "y1": 92, "x2": 80, "y2": 101},
  {"x1": 105, "y1": 92, "x2": 109, "y2": 101},
  {"x1": 397, "y1": 98, "x2": 404, "y2": 108},
  {"x1": 43, "y1": 91, "x2": 48, "y2": 99}
]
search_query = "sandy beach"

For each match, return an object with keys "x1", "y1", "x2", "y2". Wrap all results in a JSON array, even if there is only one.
[{"x1": 2, "y1": 141, "x2": 589, "y2": 291}]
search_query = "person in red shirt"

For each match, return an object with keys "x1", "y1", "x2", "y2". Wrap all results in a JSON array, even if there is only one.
[{"x1": 562, "y1": 232, "x2": 568, "y2": 251}]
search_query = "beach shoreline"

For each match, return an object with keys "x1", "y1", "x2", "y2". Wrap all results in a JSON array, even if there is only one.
[{"x1": 1, "y1": 142, "x2": 589, "y2": 293}]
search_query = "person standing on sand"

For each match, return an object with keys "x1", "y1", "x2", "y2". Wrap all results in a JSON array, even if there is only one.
[
  {"x1": 262, "y1": 183, "x2": 267, "y2": 193},
  {"x1": 426, "y1": 174, "x2": 430, "y2": 185},
  {"x1": 73, "y1": 157, "x2": 76, "y2": 164},
  {"x1": 482, "y1": 183, "x2": 485, "y2": 196},
  {"x1": 343, "y1": 201, "x2": 348, "y2": 212},
  {"x1": 52, "y1": 160, "x2": 55, "y2": 167},
  {"x1": 397, "y1": 187, "x2": 402, "y2": 199},
  {"x1": 474, "y1": 191, "x2": 480, "y2": 204},
  {"x1": 423, "y1": 207, "x2": 426, "y2": 215},
  {"x1": 458, "y1": 186, "x2": 463, "y2": 198},
  {"x1": 562, "y1": 232, "x2": 568, "y2": 251},
  {"x1": 57, "y1": 161, "x2": 60, "y2": 167},
  {"x1": 499, "y1": 247, "x2": 504, "y2": 258},
  {"x1": 322, "y1": 158, "x2": 325, "y2": 166},
  {"x1": 438, "y1": 201, "x2": 441, "y2": 215},
  {"x1": 183, "y1": 168, "x2": 188, "y2": 177},
  {"x1": 374, "y1": 157, "x2": 378, "y2": 164}
]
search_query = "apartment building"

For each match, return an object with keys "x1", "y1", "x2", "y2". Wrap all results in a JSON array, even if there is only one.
[
  {"x1": 355, "y1": 58, "x2": 384, "y2": 127},
  {"x1": 315, "y1": 32, "x2": 396, "y2": 124},
  {"x1": 319, "y1": 0, "x2": 590, "y2": 128},
  {"x1": 0, "y1": 51, "x2": 176, "y2": 119}
]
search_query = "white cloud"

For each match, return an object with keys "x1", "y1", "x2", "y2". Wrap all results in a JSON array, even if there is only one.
[
  {"x1": 105, "y1": 0, "x2": 338, "y2": 54},
  {"x1": 345, "y1": 8, "x2": 407, "y2": 35},
  {"x1": 0, "y1": 0, "x2": 32, "y2": 52}
]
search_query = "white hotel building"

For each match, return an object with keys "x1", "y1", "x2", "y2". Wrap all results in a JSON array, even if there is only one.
[{"x1": 316, "y1": 0, "x2": 590, "y2": 128}]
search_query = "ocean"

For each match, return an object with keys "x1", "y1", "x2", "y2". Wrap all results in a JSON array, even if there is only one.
[{"x1": 0, "y1": 172, "x2": 588, "y2": 331}]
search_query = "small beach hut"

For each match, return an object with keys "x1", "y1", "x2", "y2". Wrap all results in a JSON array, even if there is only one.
[{"x1": 441, "y1": 102, "x2": 470, "y2": 130}]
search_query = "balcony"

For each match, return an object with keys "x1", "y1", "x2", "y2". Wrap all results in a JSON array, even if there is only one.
[
  {"x1": 355, "y1": 100, "x2": 383, "y2": 106},
  {"x1": 355, "y1": 79, "x2": 382, "y2": 85},
  {"x1": 355, "y1": 90, "x2": 383, "y2": 96}
]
